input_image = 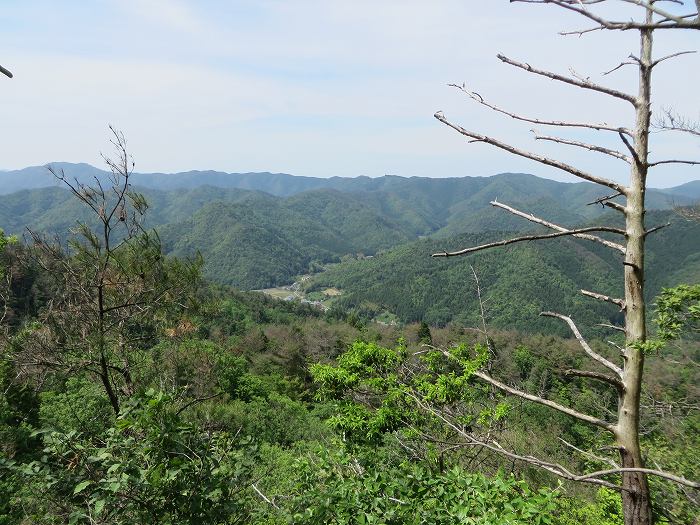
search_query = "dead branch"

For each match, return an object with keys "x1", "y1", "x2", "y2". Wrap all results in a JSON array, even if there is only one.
[
  {"x1": 532, "y1": 132, "x2": 631, "y2": 162},
  {"x1": 586, "y1": 192, "x2": 626, "y2": 213},
  {"x1": 654, "y1": 107, "x2": 700, "y2": 136},
  {"x1": 427, "y1": 344, "x2": 615, "y2": 430},
  {"x1": 644, "y1": 222, "x2": 671, "y2": 236},
  {"x1": 540, "y1": 312, "x2": 623, "y2": 376},
  {"x1": 449, "y1": 84, "x2": 632, "y2": 136},
  {"x1": 497, "y1": 54, "x2": 638, "y2": 105},
  {"x1": 580, "y1": 289, "x2": 626, "y2": 310},
  {"x1": 513, "y1": 0, "x2": 700, "y2": 31},
  {"x1": 431, "y1": 227, "x2": 625, "y2": 258},
  {"x1": 648, "y1": 159, "x2": 700, "y2": 167},
  {"x1": 558, "y1": 437, "x2": 620, "y2": 469},
  {"x1": 563, "y1": 369, "x2": 625, "y2": 391},
  {"x1": 409, "y1": 392, "x2": 622, "y2": 490},
  {"x1": 434, "y1": 111, "x2": 628, "y2": 193},
  {"x1": 490, "y1": 200, "x2": 627, "y2": 252},
  {"x1": 473, "y1": 368, "x2": 616, "y2": 430},
  {"x1": 598, "y1": 323, "x2": 626, "y2": 333},
  {"x1": 602, "y1": 58, "x2": 638, "y2": 76},
  {"x1": 578, "y1": 468, "x2": 700, "y2": 489},
  {"x1": 652, "y1": 50, "x2": 697, "y2": 66},
  {"x1": 252, "y1": 483, "x2": 280, "y2": 510}
]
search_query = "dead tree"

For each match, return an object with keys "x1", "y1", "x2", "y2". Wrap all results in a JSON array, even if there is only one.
[{"x1": 431, "y1": 2, "x2": 700, "y2": 525}]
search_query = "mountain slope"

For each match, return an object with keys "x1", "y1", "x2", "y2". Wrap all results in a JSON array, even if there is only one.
[
  {"x1": 1, "y1": 165, "x2": 696, "y2": 291},
  {"x1": 308, "y1": 210, "x2": 700, "y2": 332}
]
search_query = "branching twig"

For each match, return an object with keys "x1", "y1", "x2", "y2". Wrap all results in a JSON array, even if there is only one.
[
  {"x1": 449, "y1": 83, "x2": 633, "y2": 136},
  {"x1": 434, "y1": 111, "x2": 628, "y2": 193},
  {"x1": 540, "y1": 312, "x2": 623, "y2": 376},
  {"x1": 497, "y1": 54, "x2": 638, "y2": 105}
]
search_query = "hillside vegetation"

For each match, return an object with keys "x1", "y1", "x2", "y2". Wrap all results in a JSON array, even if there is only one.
[{"x1": 1, "y1": 164, "x2": 696, "y2": 291}]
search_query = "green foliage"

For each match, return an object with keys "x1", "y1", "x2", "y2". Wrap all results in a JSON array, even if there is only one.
[
  {"x1": 286, "y1": 448, "x2": 558, "y2": 525},
  {"x1": 653, "y1": 284, "x2": 700, "y2": 342},
  {"x1": 10, "y1": 390, "x2": 257, "y2": 524},
  {"x1": 38, "y1": 377, "x2": 113, "y2": 436},
  {"x1": 0, "y1": 229, "x2": 17, "y2": 262},
  {"x1": 311, "y1": 234, "x2": 624, "y2": 333},
  {"x1": 312, "y1": 340, "x2": 503, "y2": 444},
  {"x1": 554, "y1": 488, "x2": 623, "y2": 525},
  {"x1": 311, "y1": 210, "x2": 700, "y2": 332},
  {"x1": 4, "y1": 171, "x2": 695, "y2": 292}
]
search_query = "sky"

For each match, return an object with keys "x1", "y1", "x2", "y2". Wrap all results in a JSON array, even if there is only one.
[{"x1": 1, "y1": 0, "x2": 699, "y2": 187}]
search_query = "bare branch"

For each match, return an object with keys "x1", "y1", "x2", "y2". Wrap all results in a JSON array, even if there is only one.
[
  {"x1": 408, "y1": 392, "x2": 622, "y2": 490},
  {"x1": 648, "y1": 159, "x2": 700, "y2": 167},
  {"x1": 175, "y1": 392, "x2": 225, "y2": 416},
  {"x1": 587, "y1": 192, "x2": 623, "y2": 206},
  {"x1": 563, "y1": 368, "x2": 624, "y2": 391},
  {"x1": 618, "y1": 131, "x2": 642, "y2": 168},
  {"x1": 449, "y1": 84, "x2": 632, "y2": 136},
  {"x1": 645, "y1": 222, "x2": 671, "y2": 236},
  {"x1": 540, "y1": 312, "x2": 623, "y2": 377},
  {"x1": 532, "y1": 131, "x2": 631, "y2": 163},
  {"x1": 431, "y1": 227, "x2": 625, "y2": 258},
  {"x1": 434, "y1": 112, "x2": 628, "y2": 193},
  {"x1": 558, "y1": 437, "x2": 620, "y2": 469},
  {"x1": 490, "y1": 200, "x2": 627, "y2": 252},
  {"x1": 497, "y1": 54, "x2": 638, "y2": 105},
  {"x1": 580, "y1": 289, "x2": 626, "y2": 310},
  {"x1": 602, "y1": 59, "x2": 637, "y2": 76},
  {"x1": 587, "y1": 192, "x2": 626, "y2": 213},
  {"x1": 619, "y1": 0, "x2": 690, "y2": 24},
  {"x1": 598, "y1": 323, "x2": 626, "y2": 333},
  {"x1": 578, "y1": 468, "x2": 700, "y2": 489},
  {"x1": 513, "y1": 0, "x2": 700, "y2": 30},
  {"x1": 654, "y1": 107, "x2": 700, "y2": 136},
  {"x1": 473, "y1": 370, "x2": 615, "y2": 430},
  {"x1": 652, "y1": 50, "x2": 697, "y2": 66},
  {"x1": 252, "y1": 483, "x2": 280, "y2": 510}
]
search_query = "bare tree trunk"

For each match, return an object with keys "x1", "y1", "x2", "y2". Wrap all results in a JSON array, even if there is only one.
[
  {"x1": 618, "y1": 14, "x2": 653, "y2": 525},
  {"x1": 98, "y1": 283, "x2": 120, "y2": 414}
]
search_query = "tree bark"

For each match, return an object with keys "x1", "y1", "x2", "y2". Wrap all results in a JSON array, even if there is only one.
[{"x1": 617, "y1": 14, "x2": 653, "y2": 525}]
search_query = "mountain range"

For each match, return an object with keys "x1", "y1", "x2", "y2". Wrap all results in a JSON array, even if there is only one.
[{"x1": 1, "y1": 163, "x2": 698, "y2": 326}]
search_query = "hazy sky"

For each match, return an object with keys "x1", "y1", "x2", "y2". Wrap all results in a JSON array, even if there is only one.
[{"x1": 1, "y1": 1, "x2": 698, "y2": 187}]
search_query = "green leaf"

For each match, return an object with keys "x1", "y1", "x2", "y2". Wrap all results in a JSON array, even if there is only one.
[{"x1": 73, "y1": 480, "x2": 92, "y2": 494}]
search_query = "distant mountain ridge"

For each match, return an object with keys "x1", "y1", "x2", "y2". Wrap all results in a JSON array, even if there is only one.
[
  {"x1": 1, "y1": 163, "x2": 698, "y2": 289},
  {"x1": 1, "y1": 162, "x2": 696, "y2": 198}
]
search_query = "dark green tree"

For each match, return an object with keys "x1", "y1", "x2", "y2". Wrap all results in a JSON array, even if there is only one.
[{"x1": 417, "y1": 321, "x2": 433, "y2": 344}]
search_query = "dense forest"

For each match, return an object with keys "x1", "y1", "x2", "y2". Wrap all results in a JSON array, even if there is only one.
[
  {"x1": 3, "y1": 0, "x2": 700, "y2": 523},
  {"x1": 1, "y1": 164, "x2": 698, "y2": 291},
  {"x1": 308, "y1": 210, "x2": 700, "y2": 331},
  {"x1": 0, "y1": 156, "x2": 698, "y2": 524}
]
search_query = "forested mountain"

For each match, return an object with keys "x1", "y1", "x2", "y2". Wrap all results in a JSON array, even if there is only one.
[
  {"x1": 308, "y1": 210, "x2": 700, "y2": 331},
  {"x1": 1, "y1": 162, "x2": 693, "y2": 208},
  {"x1": 1, "y1": 164, "x2": 697, "y2": 290},
  {"x1": 158, "y1": 191, "x2": 417, "y2": 289},
  {"x1": 1, "y1": 165, "x2": 698, "y2": 524}
]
